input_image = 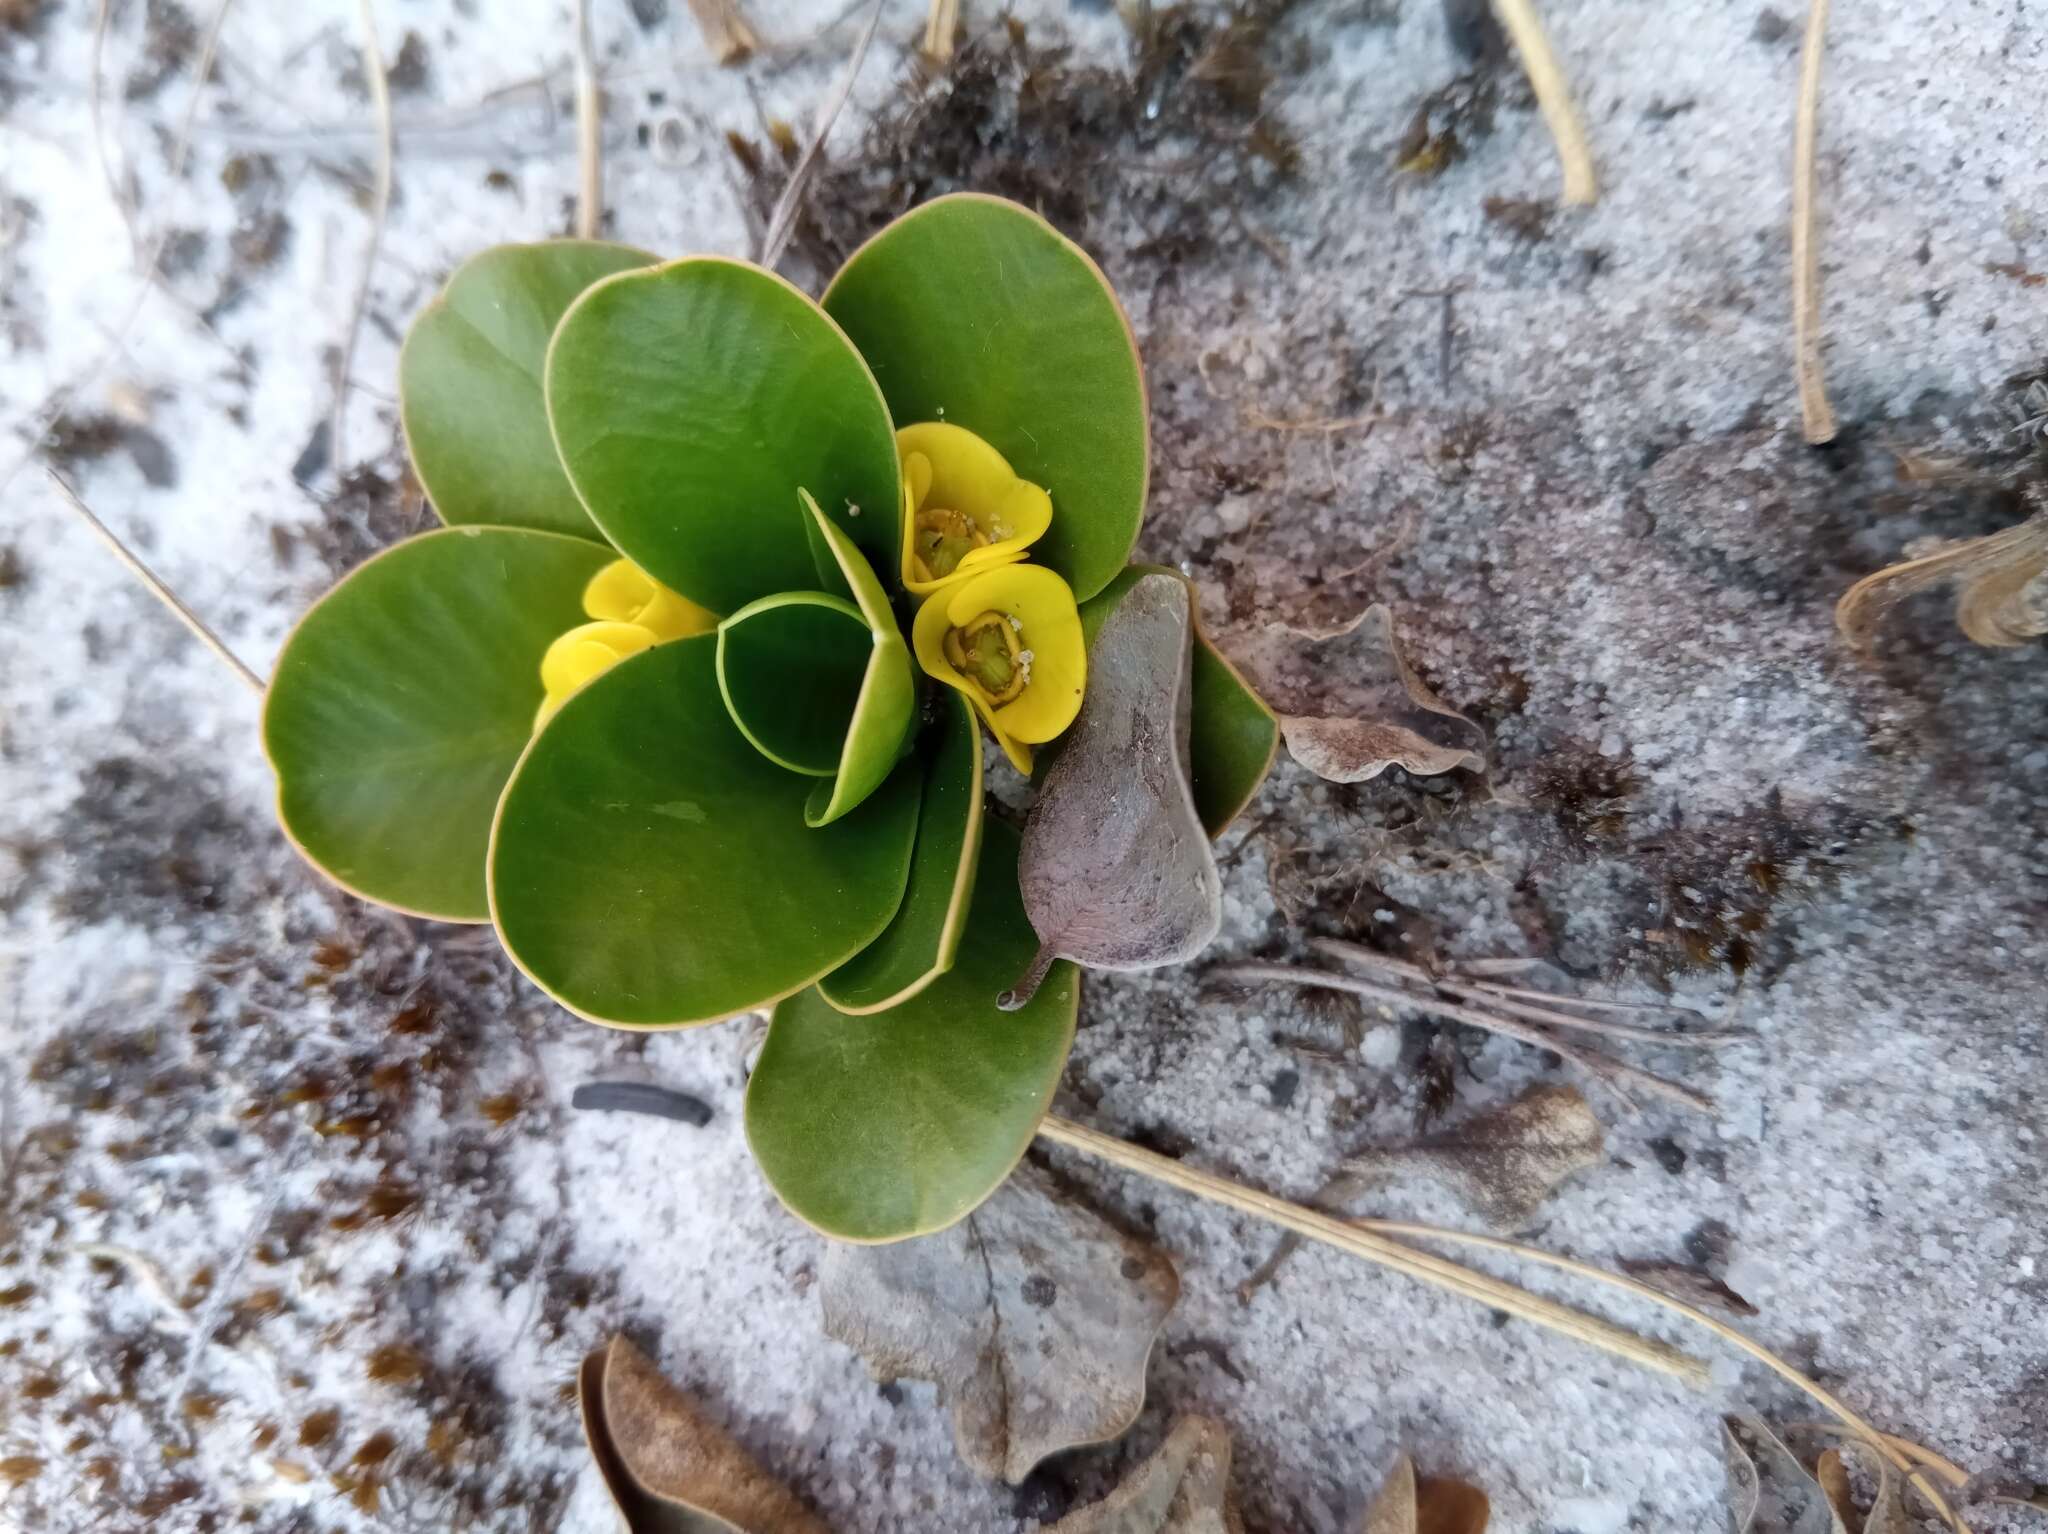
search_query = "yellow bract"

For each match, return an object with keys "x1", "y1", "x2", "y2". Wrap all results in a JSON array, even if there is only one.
[
  {"x1": 534, "y1": 559, "x2": 716, "y2": 729},
  {"x1": 913, "y1": 564, "x2": 1085, "y2": 775},
  {"x1": 898, "y1": 422, "x2": 1052, "y2": 595}
]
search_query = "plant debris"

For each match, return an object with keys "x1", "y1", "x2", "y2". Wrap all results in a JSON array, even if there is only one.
[
  {"x1": 819, "y1": 1162, "x2": 1178, "y2": 1484},
  {"x1": 1225, "y1": 606, "x2": 1487, "y2": 783},
  {"x1": 1835, "y1": 499, "x2": 2048, "y2": 648},
  {"x1": 1045, "y1": 1415, "x2": 1243, "y2": 1533},
  {"x1": 1331, "y1": 1084, "x2": 1605, "y2": 1228},
  {"x1": 569, "y1": 1081, "x2": 714, "y2": 1126},
  {"x1": 1393, "y1": 74, "x2": 1499, "y2": 178},
  {"x1": 579, "y1": 1335, "x2": 827, "y2": 1533},
  {"x1": 1362, "y1": 1451, "x2": 1491, "y2": 1534},
  {"x1": 1616, "y1": 1257, "x2": 1758, "y2": 1317},
  {"x1": 1006, "y1": 574, "x2": 1220, "y2": 1008},
  {"x1": 1721, "y1": 1416, "x2": 1851, "y2": 1534}
]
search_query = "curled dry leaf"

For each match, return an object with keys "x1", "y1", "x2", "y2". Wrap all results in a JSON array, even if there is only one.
[
  {"x1": 1815, "y1": 1444, "x2": 1911, "y2": 1534},
  {"x1": 1334, "y1": 1084, "x2": 1604, "y2": 1228},
  {"x1": 1047, "y1": 1416, "x2": 1244, "y2": 1534},
  {"x1": 1361, "y1": 1452, "x2": 1491, "y2": 1534},
  {"x1": 1223, "y1": 604, "x2": 1486, "y2": 783},
  {"x1": 1615, "y1": 1257, "x2": 1758, "y2": 1317},
  {"x1": 1005, "y1": 572, "x2": 1221, "y2": 1008},
  {"x1": 1835, "y1": 509, "x2": 2048, "y2": 649},
  {"x1": 819, "y1": 1161, "x2": 1179, "y2": 1484},
  {"x1": 579, "y1": 1335, "x2": 827, "y2": 1534},
  {"x1": 1721, "y1": 1416, "x2": 1848, "y2": 1534}
]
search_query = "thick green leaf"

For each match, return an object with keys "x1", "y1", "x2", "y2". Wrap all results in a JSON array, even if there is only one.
[
  {"x1": 817, "y1": 691, "x2": 984, "y2": 1014},
  {"x1": 1072, "y1": 566, "x2": 1278, "y2": 836},
  {"x1": 822, "y1": 194, "x2": 1147, "y2": 603},
  {"x1": 401, "y1": 241, "x2": 654, "y2": 539},
  {"x1": 264, "y1": 527, "x2": 611, "y2": 921},
  {"x1": 546, "y1": 258, "x2": 901, "y2": 614},
  {"x1": 716, "y1": 593, "x2": 873, "y2": 776},
  {"x1": 488, "y1": 635, "x2": 919, "y2": 1027},
  {"x1": 746, "y1": 819, "x2": 1078, "y2": 1241},
  {"x1": 795, "y1": 488, "x2": 919, "y2": 827}
]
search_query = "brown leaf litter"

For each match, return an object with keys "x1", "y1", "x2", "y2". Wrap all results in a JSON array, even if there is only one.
[{"x1": 1222, "y1": 605, "x2": 1487, "y2": 783}]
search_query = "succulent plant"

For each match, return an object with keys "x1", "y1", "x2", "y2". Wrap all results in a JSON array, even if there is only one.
[{"x1": 262, "y1": 194, "x2": 1277, "y2": 1241}]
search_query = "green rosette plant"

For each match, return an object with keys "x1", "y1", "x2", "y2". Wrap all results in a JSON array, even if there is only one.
[{"x1": 262, "y1": 193, "x2": 1278, "y2": 1242}]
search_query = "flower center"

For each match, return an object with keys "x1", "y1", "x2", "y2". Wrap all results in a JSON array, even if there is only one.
[
  {"x1": 912, "y1": 506, "x2": 990, "y2": 583},
  {"x1": 942, "y1": 610, "x2": 1028, "y2": 707}
]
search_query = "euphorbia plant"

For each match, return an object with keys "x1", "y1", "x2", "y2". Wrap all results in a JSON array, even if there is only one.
[{"x1": 263, "y1": 194, "x2": 1277, "y2": 1242}]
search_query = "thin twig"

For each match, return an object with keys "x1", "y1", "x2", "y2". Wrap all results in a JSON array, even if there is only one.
[
  {"x1": 758, "y1": 0, "x2": 884, "y2": 270},
  {"x1": 334, "y1": 0, "x2": 396, "y2": 482},
  {"x1": 1308, "y1": 939, "x2": 1751, "y2": 1049},
  {"x1": 1036, "y1": 1114, "x2": 1709, "y2": 1385},
  {"x1": 90, "y1": 0, "x2": 141, "y2": 261},
  {"x1": 1489, "y1": 0, "x2": 1597, "y2": 205},
  {"x1": 1344, "y1": 1219, "x2": 1971, "y2": 1531},
  {"x1": 1792, "y1": 0, "x2": 1836, "y2": 443},
  {"x1": 47, "y1": 469, "x2": 266, "y2": 695},
  {"x1": 1212, "y1": 961, "x2": 1717, "y2": 1115},
  {"x1": 573, "y1": 0, "x2": 602, "y2": 239}
]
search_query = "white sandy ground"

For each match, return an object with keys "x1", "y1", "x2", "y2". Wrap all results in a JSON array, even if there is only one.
[{"x1": 1, "y1": 0, "x2": 2045, "y2": 1530}]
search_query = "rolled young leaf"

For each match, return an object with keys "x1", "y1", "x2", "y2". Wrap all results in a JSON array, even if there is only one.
[
  {"x1": 822, "y1": 194, "x2": 1147, "y2": 603},
  {"x1": 264, "y1": 526, "x2": 613, "y2": 921},
  {"x1": 546, "y1": 258, "x2": 902, "y2": 614},
  {"x1": 1074, "y1": 565, "x2": 1278, "y2": 836},
  {"x1": 793, "y1": 489, "x2": 919, "y2": 827},
  {"x1": 746, "y1": 819, "x2": 1077, "y2": 1242},
  {"x1": 400, "y1": 241, "x2": 655, "y2": 539},
  {"x1": 816, "y1": 690, "x2": 984, "y2": 1014},
  {"x1": 488, "y1": 634, "x2": 919, "y2": 1027},
  {"x1": 715, "y1": 593, "x2": 875, "y2": 776}
]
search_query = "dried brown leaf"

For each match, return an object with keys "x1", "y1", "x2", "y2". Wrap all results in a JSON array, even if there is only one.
[
  {"x1": 1361, "y1": 1452, "x2": 1491, "y2": 1534},
  {"x1": 1816, "y1": 1443, "x2": 1911, "y2": 1534},
  {"x1": 1046, "y1": 1415, "x2": 1244, "y2": 1533},
  {"x1": 1334, "y1": 1085, "x2": 1603, "y2": 1228},
  {"x1": 1721, "y1": 1416, "x2": 1849, "y2": 1534},
  {"x1": 821, "y1": 1162, "x2": 1178, "y2": 1484},
  {"x1": 1835, "y1": 512, "x2": 2048, "y2": 649},
  {"x1": 1226, "y1": 606, "x2": 1486, "y2": 782},
  {"x1": 1616, "y1": 1258, "x2": 1758, "y2": 1317},
  {"x1": 1007, "y1": 573, "x2": 1221, "y2": 1007},
  {"x1": 579, "y1": 1336, "x2": 827, "y2": 1534}
]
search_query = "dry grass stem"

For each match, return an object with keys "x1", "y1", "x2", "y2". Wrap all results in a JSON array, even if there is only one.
[
  {"x1": 922, "y1": 0, "x2": 959, "y2": 65},
  {"x1": 1308, "y1": 939, "x2": 1751, "y2": 1049},
  {"x1": 759, "y1": 0, "x2": 884, "y2": 270},
  {"x1": 1212, "y1": 960, "x2": 1717, "y2": 1115},
  {"x1": 47, "y1": 470, "x2": 266, "y2": 695},
  {"x1": 1489, "y1": 0, "x2": 1597, "y2": 205},
  {"x1": 574, "y1": 0, "x2": 602, "y2": 239},
  {"x1": 1792, "y1": 0, "x2": 1836, "y2": 442},
  {"x1": 1036, "y1": 1114, "x2": 1711, "y2": 1386},
  {"x1": 332, "y1": 0, "x2": 396, "y2": 483}
]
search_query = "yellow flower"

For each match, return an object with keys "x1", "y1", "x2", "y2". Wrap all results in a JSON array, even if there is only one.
[
  {"x1": 913, "y1": 564, "x2": 1085, "y2": 774},
  {"x1": 535, "y1": 559, "x2": 716, "y2": 729},
  {"x1": 897, "y1": 422, "x2": 1053, "y2": 594}
]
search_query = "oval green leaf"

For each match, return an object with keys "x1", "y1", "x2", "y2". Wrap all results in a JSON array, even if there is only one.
[
  {"x1": 822, "y1": 193, "x2": 1147, "y2": 603},
  {"x1": 546, "y1": 258, "x2": 902, "y2": 614},
  {"x1": 1073, "y1": 565, "x2": 1278, "y2": 836},
  {"x1": 816, "y1": 690, "x2": 984, "y2": 1014},
  {"x1": 400, "y1": 241, "x2": 655, "y2": 539},
  {"x1": 716, "y1": 592, "x2": 873, "y2": 776},
  {"x1": 746, "y1": 818, "x2": 1078, "y2": 1241},
  {"x1": 488, "y1": 634, "x2": 919, "y2": 1026},
  {"x1": 264, "y1": 526, "x2": 613, "y2": 921}
]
